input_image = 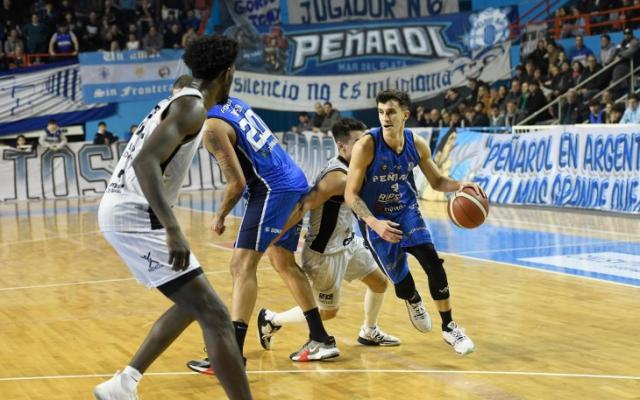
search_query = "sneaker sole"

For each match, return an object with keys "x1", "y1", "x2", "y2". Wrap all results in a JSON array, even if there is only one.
[
  {"x1": 404, "y1": 302, "x2": 432, "y2": 333},
  {"x1": 357, "y1": 337, "x2": 401, "y2": 346},
  {"x1": 93, "y1": 388, "x2": 106, "y2": 400},
  {"x1": 443, "y1": 339, "x2": 475, "y2": 356},
  {"x1": 257, "y1": 308, "x2": 273, "y2": 351},
  {"x1": 186, "y1": 363, "x2": 215, "y2": 376},
  {"x1": 290, "y1": 350, "x2": 340, "y2": 362}
]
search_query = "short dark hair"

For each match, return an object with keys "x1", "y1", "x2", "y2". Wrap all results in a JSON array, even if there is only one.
[
  {"x1": 601, "y1": 34, "x2": 610, "y2": 41},
  {"x1": 48, "y1": 119, "x2": 57, "y2": 124},
  {"x1": 183, "y1": 35, "x2": 238, "y2": 80},
  {"x1": 298, "y1": 112, "x2": 309, "y2": 117},
  {"x1": 331, "y1": 118, "x2": 366, "y2": 143},
  {"x1": 173, "y1": 74, "x2": 193, "y2": 89},
  {"x1": 98, "y1": 121, "x2": 106, "y2": 126},
  {"x1": 589, "y1": 99, "x2": 600, "y2": 107},
  {"x1": 628, "y1": 93, "x2": 638, "y2": 101},
  {"x1": 323, "y1": 101, "x2": 332, "y2": 107},
  {"x1": 376, "y1": 89, "x2": 411, "y2": 109}
]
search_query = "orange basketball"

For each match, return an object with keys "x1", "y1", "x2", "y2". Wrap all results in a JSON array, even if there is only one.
[{"x1": 447, "y1": 187, "x2": 489, "y2": 229}]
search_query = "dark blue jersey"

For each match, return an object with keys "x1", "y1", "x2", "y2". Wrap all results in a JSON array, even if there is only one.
[
  {"x1": 208, "y1": 97, "x2": 308, "y2": 194},
  {"x1": 359, "y1": 127, "x2": 421, "y2": 219}
]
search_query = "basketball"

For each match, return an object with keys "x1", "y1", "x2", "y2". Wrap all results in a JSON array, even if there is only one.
[{"x1": 447, "y1": 187, "x2": 489, "y2": 229}]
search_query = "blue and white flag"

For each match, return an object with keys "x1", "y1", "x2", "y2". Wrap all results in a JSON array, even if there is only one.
[
  {"x1": 79, "y1": 50, "x2": 184, "y2": 103},
  {"x1": 0, "y1": 62, "x2": 115, "y2": 135}
]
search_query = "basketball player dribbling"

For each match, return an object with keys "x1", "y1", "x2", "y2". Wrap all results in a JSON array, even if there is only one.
[
  {"x1": 345, "y1": 89, "x2": 485, "y2": 355},
  {"x1": 255, "y1": 118, "x2": 400, "y2": 350},
  {"x1": 185, "y1": 96, "x2": 339, "y2": 374},
  {"x1": 94, "y1": 36, "x2": 252, "y2": 399}
]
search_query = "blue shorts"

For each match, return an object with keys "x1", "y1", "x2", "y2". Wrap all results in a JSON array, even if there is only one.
[
  {"x1": 235, "y1": 190, "x2": 306, "y2": 252},
  {"x1": 359, "y1": 204, "x2": 432, "y2": 284}
]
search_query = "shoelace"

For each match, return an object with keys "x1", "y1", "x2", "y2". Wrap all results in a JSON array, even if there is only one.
[
  {"x1": 410, "y1": 303, "x2": 426, "y2": 319},
  {"x1": 450, "y1": 328, "x2": 468, "y2": 345}
]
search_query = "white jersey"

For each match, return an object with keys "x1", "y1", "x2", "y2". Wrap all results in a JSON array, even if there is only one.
[
  {"x1": 98, "y1": 88, "x2": 204, "y2": 232},
  {"x1": 304, "y1": 156, "x2": 355, "y2": 254}
]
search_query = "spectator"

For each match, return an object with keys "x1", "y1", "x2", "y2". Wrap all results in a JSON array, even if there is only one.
[
  {"x1": 39, "y1": 119, "x2": 67, "y2": 151},
  {"x1": 182, "y1": 9, "x2": 200, "y2": 32},
  {"x1": 135, "y1": 0, "x2": 155, "y2": 35},
  {"x1": 600, "y1": 89, "x2": 614, "y2": 106},
  {"x1": 406, "y1": 105, "x2": 424, "y2": 127},
  {"x1": 571, "y1": 60, "x2": 586, "y2": 86},
  {"x1": 476, "y1": 84, "x2": 491, "y2": 113},
  {"x1": 109, "y1": 39, "x2": 120, "y2": 51},
  {"x1": 7, "y1": 46, "x2": 24, "y2": 68},
  {"x1": 3, "y1": 28, "x2": 23, "y2": 59},
  {"x1": 545, "y1": 41, "x2": 560, "y2": 68},
  {"x1": 126, "y1": 33, "x2": 140, "y2": 50},
  {"x1": 581, "y1": 55, "x2": 604, "y2": 97},
  {"x1": 522, "y1": 60, "x2": 535, "y2": 83},
  {"x1": 513, "y1": 65, "x2": 525, "y2": 82},
  {"x1": 14, "y1": 134, "x2": 32, "y2": 151},
  {"x1": 560, "y1": 90, "x2": 587, "y2": 124},
  {"x1": 609, "y1": 102, "x2": 625, "y2": 123},
  {"x1": 443, "y1": 88, "x2": 464, "y2": 112},
  {"x1": 529, "y1": 40, "x2": 548, "y2": 74},
  {"x1": 123, "y1": 124, "x2": 137, "y2": 142},
  {"x1": 611, "y1": 28, "x2": 640, "y2": 97},
  {"x1": 587, "y1": 100, "x2": 605, "y2": 123},
  {"x1": 518, "y1": 81, "x2": 530, "y2": 114},
  {"x1": 40, "y1": 1, "x2": 59, "y2": 29},
  {"x1": 58, "y1": 0, "x2": 73, "y2": 16},
  {"x1": 22, "y1": 13, "x2": 49, "y2": 55},
  {"x1": 466, "y1": 78, "x2": 485, "y2": 104},
  {"x1": 82, "y1": 11, "x2": 101, "y2": 51},
  {"x1": 49, "y1": 23, "x2": 79, "y2": 59},
  {"x1": 504, "y1": 79, "x2": 522, "y2": 107},
  {"x1": 449, "y1": 111, "x2": 466, "y2": 128},
  {"x1": 102, "y1": 24, "x2": 124, "y2": 51},
  {"x1": 292, "y1": 112, "x2": 312, "y2": 133},
  {"x1": 600, "y1": 34, "x2": 616, "y2": 65},
  {"x1": 0, "y1": 0, "x2": 23, "y2": 28},
  {"x1": 311, "y1": 102, "x2": 325, "y2": 131},
  {"x1": 527, "y1": 81, "x2": 548, "y2": 121},
  {"x1": 465, "y1": 104, "x2": 489, "y2": 127},
  {"x1": 546, "y1": 63, "x2": 573, "y2": 97},
  {"x1": 425, "y1": 108, "x2": 442, "y2": 127},
  {"x1": 561, "y1": 6, "x2": 585, "y2": 37},
  {"x1": 162, "y1": 8, "x2": 180, "y2": 33},
  {"x1": 181, "y1": 26, "x2": 198, "y2": 48},
  {"x1": 103, "y1": 0, "x2": 120, "y2": 26},
  {"x1": 93, "y1": 121, "x2": 118, "y2": 145},
  {"x1": 164, "y1": 23, "x2": 182, "y2": 48},
  {"x1": 489, "y1": 104, "x2": 505, "y2": 126},
  {"x1": 441, "y1": 109, "x2": 451, "y2": 127},
  {"x1": 556, "y1": 51, "x2": 569, "y2": 68},
  {"x1": 620, "y1": 94, "x2": 640, "y2": 123},
  {"x1": 504, "y1": 100, "x2": 525, "y2": 126},
  {"x1": 568, "y1": 35, "x2": 593, "y2": 66},
  {"x1": 143, "y1": 25, "x2": 163, "y2": 54},
  {"x1": 320, "y1": 101, "x2": 341, "y2": 133}
]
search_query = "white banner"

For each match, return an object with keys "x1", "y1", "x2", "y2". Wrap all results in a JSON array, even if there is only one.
[
  {"x1": 423, "y1": 126, "x2": 640, "y2": 214},
  {"x1": 0, "y1": 129, "x2": 433, "y2": 201},
  {"x1": 232, "y1": 43, "x2": 511, "y2": 111}
]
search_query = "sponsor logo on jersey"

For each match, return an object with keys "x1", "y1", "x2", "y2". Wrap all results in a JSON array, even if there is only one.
[{"x1": 141, "y1": 251, "x2": 163, "y2": 272}]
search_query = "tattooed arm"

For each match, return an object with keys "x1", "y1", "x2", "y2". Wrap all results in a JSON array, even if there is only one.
[
  {"x1": 203, "y1": 117, "x2": 246, "y2": 235},
  {"x1": 345, "y1": 135, "x2": 403, "y2": 243}
]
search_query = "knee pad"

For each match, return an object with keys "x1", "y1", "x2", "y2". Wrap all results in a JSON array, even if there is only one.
[
  {"x1": 408, "y1": 244, "x2": 450, "y2": 300},
  {"x1": 394, "y1": 272, "x2": 417, "y2": 300}
]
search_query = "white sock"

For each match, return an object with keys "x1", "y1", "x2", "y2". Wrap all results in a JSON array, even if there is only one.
[
  {"x1": 364, "y1": 288, "x2": 385, "y2": 329},
  {"x1": 270, "y1": 306, "x2": 306, "y2": 326},
  {"x1": 122, "y1": 366, "x2": 142, "y2": 391}
]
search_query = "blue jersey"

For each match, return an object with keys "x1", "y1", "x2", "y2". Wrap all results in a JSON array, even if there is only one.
[
  {"x1": 208, "y1": 97, "x2": 308, "y2": 194},
  {"x1": 360, "y1": 127, "x2": 421, "y2": 220}
]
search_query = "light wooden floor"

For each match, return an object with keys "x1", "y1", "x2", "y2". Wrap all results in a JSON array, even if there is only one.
[{"x1": 0, "y1": 192, "x2": 639, "y2": 400}]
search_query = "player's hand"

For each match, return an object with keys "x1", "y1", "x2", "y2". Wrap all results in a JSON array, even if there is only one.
[
  {"x1": 211, "y1": 213, "x2": 226, "y2": 235},
  {"x1": 458, "y1": 182, "x2": 487, "y2": 198},
  {"x1": 166, "y1": 228, "x2": 191, "y2": 271},
  {"x1": 371, "y1": 219, "x2": 403, "y2": 243}
]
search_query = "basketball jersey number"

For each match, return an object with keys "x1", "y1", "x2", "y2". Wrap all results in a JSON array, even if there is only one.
[{"x1": 239, "y1": 109, "x2": 274, "y2": 151}]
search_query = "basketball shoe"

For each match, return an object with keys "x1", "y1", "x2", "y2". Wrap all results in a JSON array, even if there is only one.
[
  {"x1": 94, "y1": 371, "x2": 138, "y2": 400},
  {"x1": 187, "y1": 356, "x2": 246, "y2": 376},
  {"x1": 357, "y1": 325, "x2": 401, "y2": 346},
  {"x1": 289, "y1": 336, "x2": 340, "y2": 362},
  {"x1": 257, "y1": 308, "x2": 282, "y2": 350},
  {"x1": 442, "y1": 321, "x2": 475, "y2": 355},
  {"x1": 405, "y1": 299, "x2": 432, "y2": 332}
]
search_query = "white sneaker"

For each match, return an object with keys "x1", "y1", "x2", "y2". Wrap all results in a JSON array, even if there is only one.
[
  {"x1": 442, "y1": 321, "x2": 475, "y2": 355},
  {"x1": 357, "y1": 325, "x2": 401, "y2": 346},
  {"x1": 94, "y1": 371, "x2": 138, "y2": 400},
  {"x1": 404, "y1": 299, "x2": 432, "y2": 332}
]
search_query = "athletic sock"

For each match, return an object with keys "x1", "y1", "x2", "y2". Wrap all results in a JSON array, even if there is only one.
[
  {"x1": 303, "y1": 307, "x2": 330, "y2": 343},
  {"x1": 439, "y1": 310, "x2": 453, "y2": 331},
  {"x1": 408, "y1": 291, "x2": 421, "y2": 304},
  {"x1": 364, "y1": 288, "x2": 385, "y2": 328},
  {"x1": 122, "y1": 366, "x2": 142, "y2": 391},
  {"x1": 232, "y1": 321, "x2": 249, "y2": 354},
  {"x1": 271, "y1": 306, "x2": 305, "y2": 326}
]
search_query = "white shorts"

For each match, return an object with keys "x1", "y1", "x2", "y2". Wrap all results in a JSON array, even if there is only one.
[
  {"x1": 103, "y1": 230, "x2": 201, "y2": 288},
  {"x1": 301, "y1": 236, "x2": 377, "y2": 310}
]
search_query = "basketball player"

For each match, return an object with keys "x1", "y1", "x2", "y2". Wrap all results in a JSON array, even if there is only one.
[
  {"x1": 345, "y1": 89, "x2": 484, "y2": 355},
  {"x1": 256, "y1": 118, "x2": 400, "y2": 351},
  {"x1": 186, "y1": 96, "x2": 339, "y2": 375},
  {"x1": 94, "y1": 36, "x2": 252, "y2": 399}
]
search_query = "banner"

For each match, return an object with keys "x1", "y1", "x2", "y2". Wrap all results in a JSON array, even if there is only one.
[
  {"x1": 286, "y1": 0, "x2": 459, "y2": 24},
  {"x1": 231, "y1": 42, "x2": 511, "y2": 111},
  {"x1": 0, "y1": 129, "x2": 432, "y2": 201},
  {"x1": 424, "y1": 126, "x2": 640, "y2": 214},
  {"x1": 79, "y1": 50, "x2": 183, "y2": 103},
  {"x1": 213, "y1": 5, "x2": 516, "y2": 75},
  {"x1": 0, "y1": 63, "x2": 115, "y2": 135}
]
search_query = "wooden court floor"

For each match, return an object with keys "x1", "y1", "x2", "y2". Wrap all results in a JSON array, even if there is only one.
[{"x1": 0, "y1": 191, "x2": 638, "y2": 399}]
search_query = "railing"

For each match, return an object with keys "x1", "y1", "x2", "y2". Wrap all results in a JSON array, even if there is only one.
[
  {"x1": 510, "y1": 0, "x2": 553, "y2": 38},
  {"x1": 18, "y1": 53, "x2": 78, "y2": 67}
]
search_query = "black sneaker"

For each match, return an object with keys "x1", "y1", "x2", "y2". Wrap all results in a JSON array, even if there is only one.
[
  {"x1": 257, "y1": 308, "x2": 281, "y2": 350},
  {"x1": 186, "y1": 356, "x2": 247, "y2": 376}
]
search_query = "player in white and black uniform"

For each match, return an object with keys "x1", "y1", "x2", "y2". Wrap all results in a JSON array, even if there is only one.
[
  {"x1": 256, "y1": 119, "x2": 400, "y2": 351},
  {"x1": 94, "y1": 36, "x2": 253, "y2": 400}
]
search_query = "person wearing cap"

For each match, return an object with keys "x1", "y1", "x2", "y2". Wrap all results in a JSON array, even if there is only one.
[
  {"x1": 620, "y1": 94, "x2": 640, "y2": 124},
  {"x1": 611, "y1": 28, "x2": 640, "y2": 97}
]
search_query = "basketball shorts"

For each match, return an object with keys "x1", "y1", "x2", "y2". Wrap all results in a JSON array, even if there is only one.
[
  {"x1": 235, "y1": 190, "x2": 306, "y2": 253},
  {"x1": 301, "y1": 236, "x2": 378, "y2": 310},
  {"x1": 103, "y1": 230, "x2": 201, "y2": 288},
  {"x1": 359, "y1": 204, "x2": 433, "y2": 284}
]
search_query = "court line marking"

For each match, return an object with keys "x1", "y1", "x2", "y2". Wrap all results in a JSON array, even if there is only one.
[
  {"x1": 486, "y1": 216, "x2": 640, "y2": 240},
  {"x1": 455, "y1": 240, "x2": 616, "y2": 255},
  {"x1": 0, "y1": 369, "x2": 637, "y2": 382},
  {"x1": 0, "y1": 230, "x2": 102, "y2": 246}
]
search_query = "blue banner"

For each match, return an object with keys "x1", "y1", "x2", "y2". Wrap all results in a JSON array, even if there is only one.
[{"x1": 79, "y1": 50, "x2": 184, "y2": 103}]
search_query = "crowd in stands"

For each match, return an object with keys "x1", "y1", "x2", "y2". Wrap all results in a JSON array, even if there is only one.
[{"x1": 0, "y1": 0, "x2": 203, "y2": 70}]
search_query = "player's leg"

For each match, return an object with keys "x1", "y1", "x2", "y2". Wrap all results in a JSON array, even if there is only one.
[
  {"x1": 267, "y1": 245, "x2": 340, "y2": 361},
  {"x1": 406, "y1": 243, "x2": 474, "y2": 355},
  {"x1": 229, "y1": 247, "x2": 263, "y2": 355}
]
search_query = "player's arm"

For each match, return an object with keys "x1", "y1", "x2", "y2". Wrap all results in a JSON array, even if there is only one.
[
  {"x1": 345, "y1": 136, "x2": 402, "y2": 243},
  {"x1": 413, "y1": 133, "x2": 482, "y2": 195},
  {"x1": 273, "y1": 171, "x2": 346, "y2": 244},
  {"x1": 202, "y1": 117, "x2": 246, "y2": 235},
  {"x1": 132, "y1": 96, "x2": 206, "y2": 270}
]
